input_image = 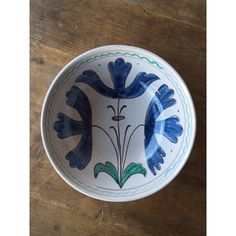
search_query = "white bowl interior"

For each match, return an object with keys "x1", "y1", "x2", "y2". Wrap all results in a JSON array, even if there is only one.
[{"x1": 41, "y1": 45, "x2": 196, "y2": 201}]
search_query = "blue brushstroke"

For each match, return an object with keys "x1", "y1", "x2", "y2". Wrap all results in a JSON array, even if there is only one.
[
  {"x1": 108, "y1": 57, "x2": 132, "y2": 93},
  {"x1": 154, "y1": 116, "x2": 183, "y2": 143},
  {"x1": 76, "y1": 58, "x2": 160, "y2": 98},
  {"x1": 66, "y1": 86, "x2": 92, "y2": 125},
  {"x1": 53, "y1": 113, "x2": 84, "y2": 139},
  {"x1": 53, "y1": 86, "x2": 92, "y2": 170},
  {"x1": 144, "y1": 84, "x2": 183, "y2": 175}
]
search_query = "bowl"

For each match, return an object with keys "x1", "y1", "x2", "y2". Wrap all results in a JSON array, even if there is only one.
[{"x1": 41, "y1": 45, "x2": 196, "y2": 202}]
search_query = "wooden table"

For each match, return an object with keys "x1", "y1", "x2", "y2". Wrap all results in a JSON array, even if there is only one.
[{"x1": 30, "y1": 0, "x2": 206, "y2": 235}]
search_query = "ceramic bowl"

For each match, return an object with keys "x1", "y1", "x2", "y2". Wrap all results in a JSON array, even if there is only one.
[{"x1": 41, "y1": 45, "x2": 196, "y2": 202}]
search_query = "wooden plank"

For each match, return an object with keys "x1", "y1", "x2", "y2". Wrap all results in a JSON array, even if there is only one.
[
  {"x1": 30, "y1": 0, "x2": 206, "y2": 97},
  {"x1": 121, "y1": 0, "x2": 206, "y2": 28},
  {"x1": 30, "y1": 0, "x2": 206, "y2": 235}
]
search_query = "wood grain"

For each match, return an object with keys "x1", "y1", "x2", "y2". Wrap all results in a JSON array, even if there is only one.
[{"x1": 30, "y1": 0, "x2": 206, "y2": 235}]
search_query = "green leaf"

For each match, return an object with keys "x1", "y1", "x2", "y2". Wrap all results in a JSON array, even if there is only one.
[
  {"x1": 94, "y1": 161, "x2": 119, "y2": 185},
  {"x1": 121, "y1": 162, "x2": 147, "y2": 187}
]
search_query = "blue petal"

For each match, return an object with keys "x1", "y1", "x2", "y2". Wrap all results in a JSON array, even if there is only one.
[
  {"x1": 53, "y1": 113, "x2": 84, "y2": 139},
  {"x1": 65, "y1": 126, "x2": 92, "y2": 170},
  {"x1": 108, "y1": 58, "x2": 132, "y2": 92},
  {"x1": 76, "y1": 58, "x2": 159, "y2": 99},
  {"x1": 66, "y1": 86, "x2": 92, "y2": 125},
  {"x1": 145, "y1": 135, "x2": 166, "y2": 175},
  {"x1": 124, "y1": 72, "x2": 160, "y2": 98},
  {"x1": 76, "y1": 70, "x2": 117, "y2": 98},
  {"x1": 58, "y1": 86, "x2": 93, "y2": 170},
  {"x1": 154, "y1": 116, "x2": 183, "y2": 143},
  {"x1": 147, "y1": 84, "x2": 177, "y2": 121},
  {"x1": 156, "y1": 84, "x2": 176, "y2": 110},
  {"x1": 144, "y1": 84, "x2": 180, "y2": 175}
]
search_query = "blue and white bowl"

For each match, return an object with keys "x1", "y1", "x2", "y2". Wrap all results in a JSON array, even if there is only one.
[{"x1": 41, "y1": 45, "x2": 196, "y2": 202}]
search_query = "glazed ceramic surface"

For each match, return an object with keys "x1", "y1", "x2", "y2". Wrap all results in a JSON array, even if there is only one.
[{"x1": 41, "y1": 45, "x2": 196, "y2": 202}]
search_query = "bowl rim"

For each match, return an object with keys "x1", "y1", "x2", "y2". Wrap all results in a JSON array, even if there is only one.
[{"x1": 41, "y1": 45, "x2": 196, "y2": 202}]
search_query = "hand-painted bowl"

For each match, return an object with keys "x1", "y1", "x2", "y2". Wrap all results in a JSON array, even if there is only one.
[{"x1": 41, "y1": 45, "x2": 196, "y2": 202}]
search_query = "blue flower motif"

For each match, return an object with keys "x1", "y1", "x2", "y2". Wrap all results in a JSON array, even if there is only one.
[
  {"x1": 53, "y1": 86, "x2": 92, "y2": 170},
  {"x1": 76, "y1": 58, "x2": 160, "y2": 98},
  {"x1": 144, "y1": 84, "x2": 183, "y2": 175}
]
